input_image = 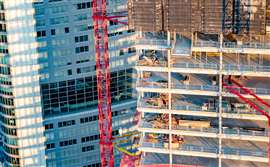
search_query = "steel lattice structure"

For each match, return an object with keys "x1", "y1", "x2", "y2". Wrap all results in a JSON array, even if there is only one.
[
  {"x1": 92, "y1": 0, "x2": 114, "y2": 166},
  {"x1": 92, "y1": 0, "x2": 129, "y2": 166}
]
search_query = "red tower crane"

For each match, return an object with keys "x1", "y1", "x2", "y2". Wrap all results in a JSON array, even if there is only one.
[
  {"x1": 92, "y1": 0, "x2": 127, "y2": 166},
  {"x1": 92, "y1": 0, "x2": 114, "y2": 166}
]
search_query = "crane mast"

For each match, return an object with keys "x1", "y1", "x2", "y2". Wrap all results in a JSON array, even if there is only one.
[{"x1": 92, "y1": 0, "x2": 114, "y2": 166}]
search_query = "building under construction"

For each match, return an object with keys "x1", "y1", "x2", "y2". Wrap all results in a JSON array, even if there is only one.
[{"x1": 130, "y1": 0, "x2": 270, "y2": 166}]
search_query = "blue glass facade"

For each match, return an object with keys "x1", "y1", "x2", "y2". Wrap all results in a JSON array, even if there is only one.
[
  {"x1": 0, "y1": 0, "x2": 137, "y2": 166},
  {"x1": 0, "y1": 1, "x2": 20, "y2": 166}
]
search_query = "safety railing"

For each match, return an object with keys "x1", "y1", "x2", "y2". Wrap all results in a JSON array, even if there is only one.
[
  {"x1": 222, "y1": 128, "x2": 268, "y2": 137},
  {"x1": 173, "y1": 125, "x2": 268, "y2": 138},
  {"x1": 194, "y1": 41, "x2": 270, "y2": 50},
  {"x1": 224, "y1": 42, "x2": 270, "y2": 50},
  {"x1": 136, "y1": 60, "x2": 168, "y2": 67},
  {"x1": 242, "y1": 43, "x2": 270, "y2": 50},
  {"x1": 224, "y1": 86, "x2": 270, "y2": 95},
  {"x1": 139, "y1": 98, "x2": 263, "y2": 117},
  {"x1": 171, "y1": 105, "x2": 217, "y2": 112},
  {"x1": 141, "y1": 142, "x2": 267, "y2": 158},
  {"x1": 140, "y1": 120, "x2": 268, "y2": 138},
  {"x1": 138, "y1": 99, "x2": 169, "y2": 109},
  {"x1": 221, "y1": 147, "x2": 267, "y2": 158},
  {"x1": 172, "y1": 125, "x2": 218, "y2": 133},
  {"x1": 172, "y1": 62, "x2": 218, "y2": 70},
  {"x1": 135, "y1": 39, "x2": 169, "y2": 48},
  {"x1": 193, "y1": 41, "x2": 220, "y2": 48},
  {"x1": 141, "y1": 142, "x2": 218, "y2": 154},
  {"x1": 173, "y1": 104, "x2": 261, "y2": 115},
  {"x1": 179, "y1": 144, "x2": 218, "y2": 153},
  {"x1": 137, "y1": 81, "x2": 168, "y2": 89},
  {"x1": 222, "y1": 107, "x2": 261, "y2": 115},
  {"x1": 140, "y1": 121, "x2": 169, "y2": 130},
  {"x1": 141, "y1": 141, "x2": 164, "y2": 149},
  {"x1": 223, "y1": 64, "x2": 270, "y2": 73},
  {"x1": 172, "y1": 84, "x2": 219, "y2": 92}
]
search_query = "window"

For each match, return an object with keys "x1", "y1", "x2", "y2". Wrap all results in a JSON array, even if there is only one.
[
  {"x1": 67, "y1": 69, "x2": 72, "y2": 75},
  {"x1": 50, "y1": 16, "x2": 69, "y2": 25},
  {"x1": 0, "y1": 13, "x2": 5, "y2": 21},
  {"x1": 45, "y1": 123, "x2": 54, "y2": 130},
  {"x1": 65, "y1": 27, "x2": 69, "y2": 33},
  {"x1": 74, "y1": 14, "x2": 88, "y2": 21},
  {"x1": 46, "y1": 143, "x2": 55, "y2": 150},
  {"x1": 0, "y1": 2, "x2": 4, "y2": 10},
  {"x1": 37, "y1": 30, "x2": 46, "y2": 38},
  {"x1": 112, "y1": 130, "x2": 119, "y2": 136},
  {"x1": 81, "y1": 134, "x2": 99, "y2": 143},
  {"x1": 76, "y1": 59, "x2": 89, "y2": 64},
  {"x1": 75, "y1": 46, "x2": 89, "y2": 53},
  {"x1": 76, "y1": 66, "x2": 92, "y2": 74},
  {"x1": 0, "y1": 46, "x2": 8, "y2": 54},
  {"x1": 0, "y1": 24, "x2": 6, "y2": 32},
  {"x1": 58, "y1": 120, "x2": 75, "y2": 128},
  {"x1": 36, "y1": 19, "x2": 45, "y2": 27},
  {"x1": 80, "y1": 115, "x2": 98, "y2": 124},
  {"x1": 35, "y1": 7, "x2": 45, "y2": 16},
  {"x1": 109, "y1": 20, "x2": 118, "y2": 26},
  {"x1": 119, "y1": 50, "x2": 124, "y2": 56},
  {"x1": 128, "y1": 47, "x2": 136, "y2": 53},
  {"x1": 0, "y1": 35, "x2": 7, "y2": 43},
  {"x1": 83, "y1": 163, "x2": 101, "y2": 167},
  {"x1": 127, "y1": 29, "x2": 135, "y2": 33},
  {"x1": 82, "y1": 145, "x2": 94, "y2": 152},
  {"x1": 59, "y1": 139, "x2": 77, "y2": 147},
  {"x1": 50, "y1": 5, "x2": 67, "y2": 14},
  {"x1": 77, "y1": 2, "x2": 92, "y2": 10},
  {"x1": 49, "y1": 0, "x2": 63, "y2": 2},
  {"x1": 41, "y1": 69, "x2": 133, "y2": 117},
  {"x1": 75, "y1": 35, "x2": 88, "y2": 43},
  {"x1": 51, "y1": 29, "x2": 56, "y2": 36}
]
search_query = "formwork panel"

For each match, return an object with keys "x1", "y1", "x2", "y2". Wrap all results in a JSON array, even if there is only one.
[
  {"x1": 200, "y1": 0, "x2": 223, "y2": 34},
  {"x1": 128, "y1": 0, "x2": 267, "y2": 35},
  {"x1": 248, "y1": 0, "x2": 267, "y2": 34},
  {"x1": 128, "y1": 0, "x2": 163, "y2": 32},
  {"x1": 164, "y1": 0, "x2": 192, "y2": 33}
]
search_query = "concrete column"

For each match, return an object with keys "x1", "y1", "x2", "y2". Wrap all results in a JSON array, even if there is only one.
[
  {"x1": 167, "y1": 31, "x2": 171, "y2": 46},
  {"x1": 218, "y1": 33, "x2": 223, "y2": 167},
  {"x1": 167, "y1": 30, "x2": 173, "y2": 166}
]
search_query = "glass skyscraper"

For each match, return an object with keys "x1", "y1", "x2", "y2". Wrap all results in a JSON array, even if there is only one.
[{"x1": 0, "y1": 0, "x2": 137, "y2": 166}]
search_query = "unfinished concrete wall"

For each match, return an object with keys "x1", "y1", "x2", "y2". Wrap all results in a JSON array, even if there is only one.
[
  {"x1": 128, "y1": 0, "x2": 163, "y2": 32},
  {"x1": 128, "y1": 0, "x2": 267, "y2": 35},
  {"x1": 247, "y1": 0, "x2": 267, "y2": 34}
]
